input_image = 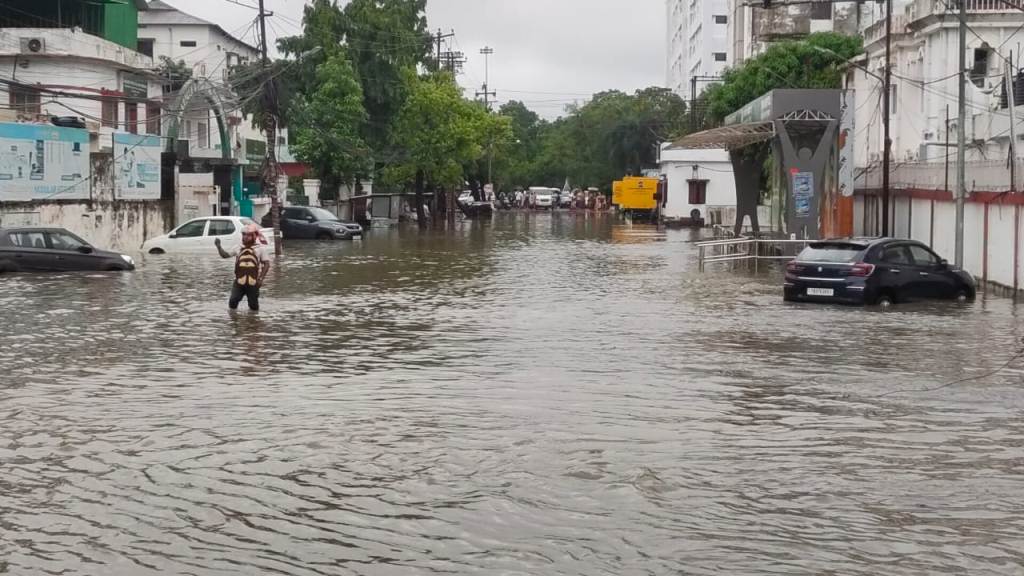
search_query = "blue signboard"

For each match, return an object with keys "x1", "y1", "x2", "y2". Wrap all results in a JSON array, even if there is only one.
[
  {"x1": 0, "y1": 123, "x2": 90, "y2": 201},
  {"x1": 793, "y1": 171, "x2": 814, "y2": 218}
]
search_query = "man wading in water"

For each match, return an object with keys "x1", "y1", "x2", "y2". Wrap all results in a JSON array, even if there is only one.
[{"x1": 215, "y1": 223, "x2": 270, "y2": 311}]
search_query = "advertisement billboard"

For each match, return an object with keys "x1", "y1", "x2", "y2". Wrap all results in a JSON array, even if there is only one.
[
  {"x1": 0, "y1": 123, "x2": 90, "y2": 201},
  {"x1": 113, "y1": 133, "x2": 162, "y2": 200}
]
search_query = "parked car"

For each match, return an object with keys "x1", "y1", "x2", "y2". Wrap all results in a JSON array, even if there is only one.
[
  {"x1": 784, "y1": 238, "x2": 976, "y2": 306},
  {"x1": 261, "y1": 207, "x2": 363, "y2": 240},
  {"x1": 458, "y1": 191, "x2": 475, "y2": 205},
  {"x1": 0, "y1": 227, "x2": 135, "y2": 272},
  {"x1": 559, "y1": 190, "x2": 573, "y2": 207},
  {"x1": 142, "y1": 216, "x2": 275, "y2": 254}
]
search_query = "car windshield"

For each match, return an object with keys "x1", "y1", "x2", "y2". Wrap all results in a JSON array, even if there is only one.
[
  {"x1": 798, "y1": 243, "x2": 865, "y2": 263},
  {"x1": 309, "y1": 208, "x2": 339, "y2": 222}
]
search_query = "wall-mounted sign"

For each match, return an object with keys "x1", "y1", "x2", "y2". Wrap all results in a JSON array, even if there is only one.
[
  {"x1": 113, "y1": 132, "x2": 162, "y2": 200},
  {"x1": 121, "y1": 71, "x2": 148, "y2": 100},
  {"x1": 792, "y1": 171, "x2": 814, "y2": 218},
  {"x1": 0, "y1": 123, "x2": 89, "y2": 201}
]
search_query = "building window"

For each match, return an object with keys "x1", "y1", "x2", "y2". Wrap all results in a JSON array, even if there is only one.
[
  {"x1": 126, "y1": 103, "x2": 139, "y2": 134},
  {"x1": 714, "y1": 52, "x2": 727, "y2": 62},
  {"x1": 146, "y1": 102, "x2": 161, "y2": 135},
  {"x1": 9, "y1": 88, "x2": 41, "y2": 115},
  {"x1": 971, "y1": 47, "x2": 990, "y2": 88},
  {"x1": 137, "y1": 38, "x2": 154, "y2": 57},
  {"x1": 810, "y1": 1, "x2": 832, "y2": 20},
  {"x1": 101, "y1": 98, "x2": 119, "y2": 128},
  {"x1": 180, "y1": 40, "x2": 197, "y2": 47},
  {"x1": 688, "y1": 180, "x2": 708, "y2": 205},
  {"x1": 277, "y1": 136, "x2": 286, "y2": 146},
  {"x1": 714, "y1": 15, "x2": 728, "y2": 24},
  {"x1": 891, "y1": 85, "x2": 897, "y2": 115},
  {"x1": 198, "y1": 121, "x2": 209, "y2": 148}
]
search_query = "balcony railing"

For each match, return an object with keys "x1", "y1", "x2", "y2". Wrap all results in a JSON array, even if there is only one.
[{"x1": 910, "y1": 0, "x2": 1018, "y2": 22}]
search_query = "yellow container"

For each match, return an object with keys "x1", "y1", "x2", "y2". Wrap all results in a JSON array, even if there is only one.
[{"x1": 612, "y1": 177, "x2": 659, "y2": 211}]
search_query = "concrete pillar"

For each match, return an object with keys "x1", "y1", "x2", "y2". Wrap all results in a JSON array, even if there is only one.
[
  {"x1": 303, "y1": 178, "x2": 321, "y2": 207},
  {"x1": 277, "y1": 174, "x2": 289, "y2": 206},
  {"x1": 337, "y1": 182, "x2": 352, "y2": 221}
]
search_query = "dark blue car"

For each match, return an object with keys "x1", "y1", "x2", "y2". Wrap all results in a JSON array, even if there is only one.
[{"x1": 784, "y1": 238, "x2": 975, "y2": 306}]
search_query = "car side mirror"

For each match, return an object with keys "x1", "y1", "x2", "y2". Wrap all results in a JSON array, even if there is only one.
[
  {"x1": 169, "y1": 233, "x2": 178, "y2": 239},
  {"x1": 76, "y1": 245, "x2": 94, "y2": 254},
  {"x1": 938, "y1": 259, "x2": 949, "y2": 269},
  {"x1": 306, "y1": 216, "x2": 316, "y2": 222}
]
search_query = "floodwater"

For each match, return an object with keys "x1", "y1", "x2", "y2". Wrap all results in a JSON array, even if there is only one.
[{"x1": 2, "y1": 211, "x2": 1024, "y2": 575}]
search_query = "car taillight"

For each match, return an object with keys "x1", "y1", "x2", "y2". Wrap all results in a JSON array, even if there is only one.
[
  {"x1": 849, "y1": 263, "x2": 875, "y2": 277},
  {"x1": 786, "y1": 261, "x2": 805, "y2": 274}
]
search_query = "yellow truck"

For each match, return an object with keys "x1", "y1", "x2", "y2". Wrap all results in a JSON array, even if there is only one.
[{"x1": 612, "y1": 176, "x2": 660, "y2": 217}]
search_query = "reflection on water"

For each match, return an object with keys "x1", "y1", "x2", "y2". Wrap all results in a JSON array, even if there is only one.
[{"x1": 2, "y1": 210, "x2": 1024, "y2": 575}]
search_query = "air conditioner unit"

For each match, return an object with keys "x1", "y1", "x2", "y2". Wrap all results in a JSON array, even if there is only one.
[{"x1": 19, "y1": 37, "x2": 46, "y2": 54}]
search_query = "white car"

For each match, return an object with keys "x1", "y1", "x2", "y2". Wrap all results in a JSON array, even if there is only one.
[
  {"x1": 142, "y1": 216, "x2": 275, "y2": 255},
  {"x1": 530, "y1": 187, "x2": 555, "y2": 209}
]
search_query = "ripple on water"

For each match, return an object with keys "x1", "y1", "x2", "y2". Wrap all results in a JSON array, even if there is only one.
[{"x1": 1, "y1": 213, "x2": 1024, "y2": 575}]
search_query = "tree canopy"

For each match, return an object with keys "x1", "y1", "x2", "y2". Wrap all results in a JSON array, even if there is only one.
[{"x1": 703, "y1": 32, "x2": 863, "y2": 122}]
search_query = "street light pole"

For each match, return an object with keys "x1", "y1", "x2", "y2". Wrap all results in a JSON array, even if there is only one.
[
  {"x1": 955, "y1": 0, "x2": 967, "y2": 267},
  {"x1": 882, "y1": 0, "x2": 893, "y2": 237}
]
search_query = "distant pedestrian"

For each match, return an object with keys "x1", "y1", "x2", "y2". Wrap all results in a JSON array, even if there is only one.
[{"x1": 215, "y1": 223, "x2": 270, "y2": 311}]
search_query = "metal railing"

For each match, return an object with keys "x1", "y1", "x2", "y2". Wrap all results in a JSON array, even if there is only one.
[{"x1": 697, "y1": 235, "x2": 812, "y2": 272}]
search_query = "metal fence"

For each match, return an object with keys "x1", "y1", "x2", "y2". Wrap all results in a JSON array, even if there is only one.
[{"x1": 696, "y1": 235, "x2": 812, "y2": 272}]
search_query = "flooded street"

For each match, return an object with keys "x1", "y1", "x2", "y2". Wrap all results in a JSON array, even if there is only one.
[{"x1": 2, "y1": 211, "x2": 1024, "y2": 575}]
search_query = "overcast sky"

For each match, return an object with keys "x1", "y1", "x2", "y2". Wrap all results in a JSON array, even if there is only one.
[{"x1": 163, "y1": 0, "x2": 667, "y2": 118}]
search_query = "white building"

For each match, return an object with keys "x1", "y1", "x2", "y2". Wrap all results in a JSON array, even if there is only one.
[
  {"x1": 666, "y1": 0, "x2": 731, "y2": 98},
  {"x1": 659, "y1": 145, "x2": 737, "y2": 226},
  {"x1": 139, "y1": 0, "x2": 260, "y2": 161},
  {"x1": 0, "y1": 27, "x2": 163, "y2": 150},
  {"x1": 852, "y1": 0, "x2": 1024, "y2": 295},
  {"x1": 727, "y1": 0, "x2": 862, "y2": 66}
]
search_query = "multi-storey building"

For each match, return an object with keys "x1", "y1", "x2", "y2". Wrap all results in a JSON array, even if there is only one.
[
  {"x1": 666, "y1": 0, "x2": 731, "y2": 98},
  {"x1": 852, "y1": 0, "x2": 1024, "y2": 295}
]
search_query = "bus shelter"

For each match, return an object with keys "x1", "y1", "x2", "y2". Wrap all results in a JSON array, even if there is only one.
[{"x1": 669, "y1": 89, "x2": 855, "y2": 239}]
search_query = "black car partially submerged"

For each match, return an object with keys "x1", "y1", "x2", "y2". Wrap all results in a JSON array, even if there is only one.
[
  {"x1": 261, "y1": 207, "x2": 363, "y2": 241},
  {"x1": 784, "y1": 238, "x2": 975, "y2": 306},
  {"x1": 0, "y1": 227, "x2": 135, "y2": 273}
]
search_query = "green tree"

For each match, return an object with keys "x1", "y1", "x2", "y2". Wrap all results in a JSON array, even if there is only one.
[
  {"x1": 704, "y1": 32, "x2": 863, "y2": 122},
  {"x1": 496, "y1": 100, "x2": 547, "y2": 189},
  {"x1": 277, "y1": 0, "x2": 346, "y2": 88},
  {"x1": 342, "y1": 0, "x2": 432, "y2": 156},
  {"x1": 288, "y1": 52, "x2": 369, "y2": 195},
  {"x1": 385, "y1": 73, "x2": 511, "y2": 228}
]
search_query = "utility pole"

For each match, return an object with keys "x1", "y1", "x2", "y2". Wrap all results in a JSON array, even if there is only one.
[
  {"x1": 476, "y1": 46, "x2": 496, "y2": 109},
  {"x1": 1008, "y1": 51, "x2": 1018, "y2": 193},
  {"x1": 434, "y1": 29, "x2": 455, "y2": 73},
  {"x1": 688, "y1": 75, "x2": 722, "y2": 131},
  {"x1": 881, "y1": 0, "x2": 892, "y2": 237},
  {"x1": 477, "y1": 46, "x2": 496, "y2": 188},
  {"x1": 956, "y1": 0, "x2": 967, "y2": 267},
  {"x1": 257, "y1": 0, "x2": 282, "y2": 255}
]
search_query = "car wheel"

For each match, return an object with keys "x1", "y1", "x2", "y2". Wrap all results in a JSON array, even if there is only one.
[
  {"x1": 315, "y1": 232, "x2": 334, "y2": 241},
  {"x1": 955, "y1": 288, "x2": 972, "y2": 303},
  {"x1": 148, "y1": 248, "x2": 165, "y2": 255},
  {"x1": 876, "y1": 291, "x2": 896, "y2": 308}
]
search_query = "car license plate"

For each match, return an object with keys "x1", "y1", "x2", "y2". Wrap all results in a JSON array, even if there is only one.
[{"x1": 807, "y1": 287, "x2": 834, "y2": 297}]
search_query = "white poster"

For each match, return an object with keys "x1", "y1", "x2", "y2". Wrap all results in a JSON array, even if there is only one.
[
  {"x1": 0, "y1": 123, "x2": 90, "y2": 201},
  {"x1": 113, "y1": 132, "x2": 162, "y2": 200},
  {"x1": 839, "y1": 90, "x2": 856, "y2": 197}
]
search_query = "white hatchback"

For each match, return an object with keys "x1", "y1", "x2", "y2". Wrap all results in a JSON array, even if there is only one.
[{"x1": 142, "y1": 217, "x2": 276, "y2": 255}]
